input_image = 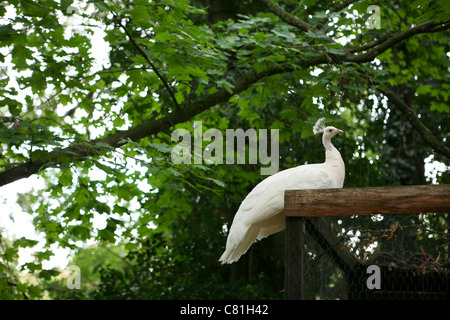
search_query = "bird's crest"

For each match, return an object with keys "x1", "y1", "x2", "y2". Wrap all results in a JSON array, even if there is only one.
[{"x1": 313, "y1": 117, "x2": 326, "y2": 134}]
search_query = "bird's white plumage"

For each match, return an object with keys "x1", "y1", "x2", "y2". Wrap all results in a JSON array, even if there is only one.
[{"x1": 219, "y1": 122, "x2": 345, "y2": 264}]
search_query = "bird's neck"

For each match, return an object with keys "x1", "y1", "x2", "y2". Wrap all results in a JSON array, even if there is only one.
[{"x1": 323, "y1": 137, "x2": 342, "y2": 163}]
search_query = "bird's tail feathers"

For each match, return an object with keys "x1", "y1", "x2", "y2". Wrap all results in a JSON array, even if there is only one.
[{"x1": 219, "y1": 223, "x2": 260, "y2": 264}]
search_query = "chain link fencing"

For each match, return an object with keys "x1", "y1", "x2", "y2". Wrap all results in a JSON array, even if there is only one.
[{"x1": 299, "y1": 213, "x2": 449, "y2": 299}]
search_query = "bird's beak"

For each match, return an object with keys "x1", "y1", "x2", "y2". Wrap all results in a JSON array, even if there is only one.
[{"x1": 337, "y1": 129, "x2": 343, "y2": 134}]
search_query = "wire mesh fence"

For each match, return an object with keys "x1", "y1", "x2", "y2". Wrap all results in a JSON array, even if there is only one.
[{"x1": 298, "y1": 213, "x2": 450, "y2": 300}]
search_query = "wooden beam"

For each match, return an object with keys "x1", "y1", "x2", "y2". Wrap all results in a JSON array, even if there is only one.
[{"x1": 284, "y1": 185, "x2": 450, "y2": 217}]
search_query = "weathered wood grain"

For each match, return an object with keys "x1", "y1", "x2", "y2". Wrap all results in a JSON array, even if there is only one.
[{"x1": 284, "y1": 185, "x2": 450, "y2": 217}]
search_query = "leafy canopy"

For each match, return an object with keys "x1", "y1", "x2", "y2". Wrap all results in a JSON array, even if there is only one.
[{"x1": 0, "y1": 0, "x2": 448, "y2": 299}]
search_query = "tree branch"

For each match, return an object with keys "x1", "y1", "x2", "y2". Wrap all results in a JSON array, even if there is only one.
[
  {"x1": 379, "y1": 89, "x2": 450, "y2": 160},
  {"x1": 0, "y1": 17, "x2": 447, "y2": 187},
  {"x1": 259, "y1": 0, "x2": 312, "y2": 33},
  {"x1": 115, "y1": 15, "x2": 180, "y2": 110},
  {"x1": 0, "y1": 59, "x2": 314, "y2": 187},
  {"x1": 346, "y1": 34, "x2": 391, "y2": 54},
  {"x1": 345, "y1": 20, "x2": 450, "y2": 61}
]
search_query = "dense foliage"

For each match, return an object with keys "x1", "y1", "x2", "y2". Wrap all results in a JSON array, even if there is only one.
[{"x1": 0, "y1": 0, "x2": 448, "y2": 299}]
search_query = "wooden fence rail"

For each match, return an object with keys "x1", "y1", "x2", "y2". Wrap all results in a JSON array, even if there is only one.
[
  {"x1": 283, "y1": 184, "x2": 450, "y2": 300},
  {"x1": 284, "y1": 185, "x2": 450, "y2": 217}
]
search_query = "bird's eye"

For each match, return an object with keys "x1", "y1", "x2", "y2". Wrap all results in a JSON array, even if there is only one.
[{"x1": 328, "y1": 129, "x2": 332, "y2": 132}]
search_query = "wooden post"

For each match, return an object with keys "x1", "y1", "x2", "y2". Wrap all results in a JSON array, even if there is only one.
[{"x1": 284, "y1": 216, "x2": 305, "y2": 300}]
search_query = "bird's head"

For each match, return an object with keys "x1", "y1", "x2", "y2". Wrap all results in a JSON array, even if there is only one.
[
  {"x1": 313, "y1": 118, "x2": 343, "y2": 139},
  {"x1": 322, "y1": 126, "x2": 343, "y2": 139}
]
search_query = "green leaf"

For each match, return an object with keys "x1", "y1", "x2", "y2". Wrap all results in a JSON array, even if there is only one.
[
  {"x1": 98, "y1": 228, "x2": 116, "y2": 243},
  {"x1": 22, "y1": 262, "x2": 42, "y2": 273},
  {"x1": 430, "y1": 101, "x2": 449, "y2": 113},
  {"x1": 95, "y1": 161, "x2": 116, "y2": 174},
  {"x1": 59, "y1": 169, "x2": 73, "y2": 186},
  {"x1": 95, "y1": 142, "x2": 115, "y2": 151},
  {"x1": 11, "y1": 44, "x2": 33, "y2": 67},
  {"x1": 38, "y1": 269, "x2": 59, "y2": 280},
  {"x1": 325, "y1": 47, "x2": 346, "y2": 55},
  {"x1": 34, "y1": 250, "x2": 54, "y2": 262},
  {"x1": 149, "y1": 142, "x2": 173, "y2": 153},
  {"x1": 272, "y1": 25, "x2": 296, "y2": 41},
  {"x1": 70, "y1": 225, "x2": 91, "y2": 240},
  {"x1": 13, "y1": 237, "x2": 39, "y2": 249},
  {"x1": 31, "y1": 150, "x2": 52, "y2": 162},
  {"x1": 216, "y1": 80, "x2": 234, "y2": 94},
  {"x1": 200, "y1": 176, "x2": 226, "y2": 187},
  {"x1": 416, "y1": 84, "x2": 432, "y2": 95},
  {"x1": 27, "y1": 285, "x2": 42, "y2": 298},
  {"x1": 305, "y1": 29, "x2": 328, "y2": 39},
  {"x1": 4, "y1": 248, "x2": 18, "y2": 262}
]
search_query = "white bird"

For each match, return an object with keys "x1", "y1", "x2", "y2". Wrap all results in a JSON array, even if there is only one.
[{"x1": 219, "y1": 118, "x2": 345, "y2": 264}]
